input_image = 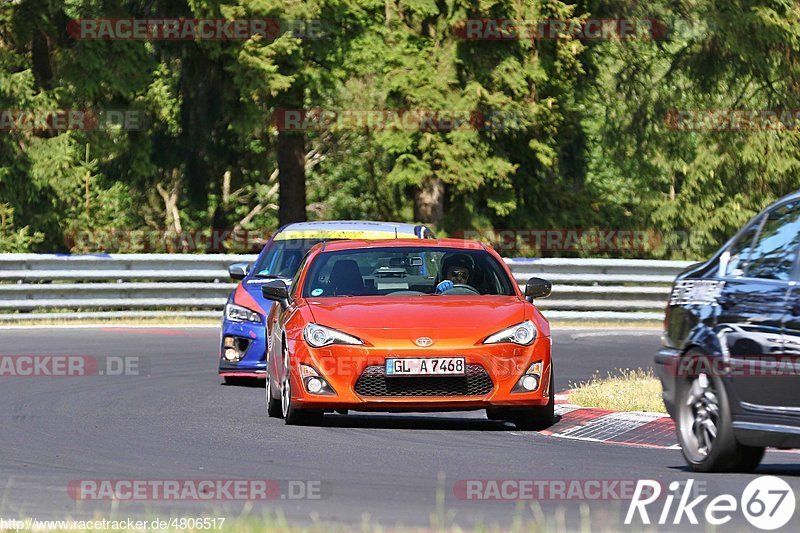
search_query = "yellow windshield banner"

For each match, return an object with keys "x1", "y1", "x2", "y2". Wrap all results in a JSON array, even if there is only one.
[{"x1": 274, "y1": 229, "x2": 416, "y2": 241}]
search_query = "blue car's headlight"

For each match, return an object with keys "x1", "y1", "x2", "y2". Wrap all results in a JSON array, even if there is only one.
[
  {"x1": 483, "y1": 320, "x2": 537, "y2": 346},
  {"x1": 225, "y1": 303, "x2": 262, "y2": 324}
]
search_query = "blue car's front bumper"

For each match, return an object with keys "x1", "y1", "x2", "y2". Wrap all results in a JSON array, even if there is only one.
[{"x1": 218, "y1": 318, "x2": 268, "y2": 378}]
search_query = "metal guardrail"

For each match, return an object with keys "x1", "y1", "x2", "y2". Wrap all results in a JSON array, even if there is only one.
[
  {"x1": 0, "y1": 254, "x2": 694, "y2": 322},
  {"x1": 506, "y1": 258, "x2": 693, "y2": 321}
]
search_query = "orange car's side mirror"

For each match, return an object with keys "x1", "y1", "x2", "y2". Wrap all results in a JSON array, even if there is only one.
[{"x1": 525, "y1": 277, "x2": 552, "y2": 301}]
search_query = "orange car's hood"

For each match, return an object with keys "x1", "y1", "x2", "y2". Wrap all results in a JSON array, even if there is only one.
[{"x1": 305, "y1": 296, "x2": 527, "y2": 346}]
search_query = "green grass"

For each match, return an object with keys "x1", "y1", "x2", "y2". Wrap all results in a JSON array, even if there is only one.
[
  {"x1": 0, "y1": 473, "x2": 636, "y2": 532},
  {"x1": 568, "y1": 368, "x2": 667, "y2": 414},
  {"x1": 0, "y1": 506, "x2": 632, "y2": 533}
]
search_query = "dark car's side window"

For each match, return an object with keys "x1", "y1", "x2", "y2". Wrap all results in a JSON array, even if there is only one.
[
  {"x1": 723, "y1": 222, "x2": 761, "y2": 277},
  {"x1": 745, "y1": 201, "x2": 800, "y2": 281}
]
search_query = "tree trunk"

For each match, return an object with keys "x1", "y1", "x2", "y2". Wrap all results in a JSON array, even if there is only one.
[
  {"x1": 413, "y1": 176, "x2": 444, "y2": 225},
  {"x1": 31, "y1": 30, "x2": 53, "y2": 90},
  {"x1": 278, "y1": 130, "x2": 306, "y2": 224},
  {"x1": 180, "y1": 51, "x2": 224, "y2": 209}
]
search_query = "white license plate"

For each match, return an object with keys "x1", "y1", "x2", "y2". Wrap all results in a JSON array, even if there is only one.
[{"x1": 385, "y1": 357, "x2": 466, "y2": 376}]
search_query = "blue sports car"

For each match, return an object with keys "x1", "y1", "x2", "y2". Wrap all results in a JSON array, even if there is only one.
[{"x1": 219, "y1": 221, "x2": 434, "y2": 383}]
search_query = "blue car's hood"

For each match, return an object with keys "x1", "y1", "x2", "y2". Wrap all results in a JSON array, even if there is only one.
[{"x1": 236, "y1": 276, "x2": 292, "y2": 314}]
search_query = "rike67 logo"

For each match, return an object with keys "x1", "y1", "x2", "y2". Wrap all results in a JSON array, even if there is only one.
[{"x1": 626, "y1": 476, "x2": 795, "y2": 530}]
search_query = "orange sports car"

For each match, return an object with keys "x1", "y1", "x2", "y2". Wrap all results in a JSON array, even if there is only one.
[{"x1": 260, "y1": 238, "x2": 554, "y2": 429}]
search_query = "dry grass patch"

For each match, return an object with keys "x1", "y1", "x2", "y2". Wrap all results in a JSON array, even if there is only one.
[{"x1": 568, "y1": 368, "x2": 666, "y2": 414}]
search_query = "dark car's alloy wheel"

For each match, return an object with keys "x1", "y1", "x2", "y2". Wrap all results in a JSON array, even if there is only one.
[
  {"x1": 683, "y1": 372, "x2": 719, "y2": 457},
  {"x1": 676, "y1": 351, "x2": 765, "y2": 472}
]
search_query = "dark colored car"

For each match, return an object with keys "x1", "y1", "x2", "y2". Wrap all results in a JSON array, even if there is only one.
[{"x1": 656, "y1": 191, "x2": 800, "y2": 472}]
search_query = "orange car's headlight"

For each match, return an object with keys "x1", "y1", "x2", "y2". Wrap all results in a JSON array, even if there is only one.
[
  {"x1": 483, "y1": 320, "x2": 537, "y2": 346},
  {"x1": 303, "y1": 323, "x2": 364, "y2": 348}
]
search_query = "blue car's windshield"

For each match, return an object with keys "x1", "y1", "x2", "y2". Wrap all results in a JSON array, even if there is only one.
[{"x1": 252, "y1": 238, "x2": 326, "y2": 278}]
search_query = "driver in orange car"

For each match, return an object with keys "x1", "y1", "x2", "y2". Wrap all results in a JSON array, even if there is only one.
[{"x1": 435, "y1": 253, "x2": 475, "y2": 293}]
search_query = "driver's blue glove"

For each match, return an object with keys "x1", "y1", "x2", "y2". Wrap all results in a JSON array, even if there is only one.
[{"x1": 435, "y1": 280, "x2": 454, "y2": 294}]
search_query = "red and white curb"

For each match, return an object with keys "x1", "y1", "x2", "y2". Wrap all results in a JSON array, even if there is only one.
[
  {"x1": 542, "y1": 404, "x2": 680, "y2": 449},
  {"x1": 545, "y1": 399, "x2": 800, "y2": 454},
  {"x1": 554, "y1": 392, "x2": 571, "y2": 404}
]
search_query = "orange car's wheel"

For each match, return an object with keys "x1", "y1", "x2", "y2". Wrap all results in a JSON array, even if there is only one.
[
  {"x1": 513, "y1": 372, "x2": 555, "y2": 430},
  {"x1": 282, "y1": 376, "x2": 323, "y2": 426},
  {"x1": 280, "y1": 339, "x2": 323, "y2": 426},
  {"x1": 486, "y1": 408, "x2": 514, "y2": 421},
  {"x1": 265, "y1": 363, "x2": 282, "y2": 418}
]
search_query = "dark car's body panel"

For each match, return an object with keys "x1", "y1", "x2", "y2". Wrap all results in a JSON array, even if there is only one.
[{"x1": 656, "y1": 191, "x2": 800, "y2": 451}]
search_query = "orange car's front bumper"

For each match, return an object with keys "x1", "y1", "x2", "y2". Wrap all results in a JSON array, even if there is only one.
[{"x1": 285, "y1": 335, "x2": 552, "y2": 411}]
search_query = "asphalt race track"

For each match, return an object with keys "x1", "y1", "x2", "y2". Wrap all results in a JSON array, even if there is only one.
[{"x1": 0, "y1": 326, "x2": 798, "y2": 530}]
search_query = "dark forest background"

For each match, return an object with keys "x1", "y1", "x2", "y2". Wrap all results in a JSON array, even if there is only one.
[{"x1": 2, "y1": 0, "x2": 799, "y2": 258}]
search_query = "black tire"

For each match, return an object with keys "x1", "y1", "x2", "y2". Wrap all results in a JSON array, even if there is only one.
[
  {"x1": 731, "y1": 447, "x2": 766, "y2": 473},
  {"x1": 265, "y1": 366, "x2": 282, "y2": 418},
  {"x1": 284, "y1": 382, "x2": 323, "y2": 426},
  {"x1": 279, "y1": 341, "x2": 323, "y2": 426},
  {"x1": 513, "y1": 370, "x2": 556, "y2": 430},
  {"x1": 486, "y1": 407, "x2": 514, "y2": 421},
  {"x1": 675, "y1": 350, "x2": 765, "y2": 473}
]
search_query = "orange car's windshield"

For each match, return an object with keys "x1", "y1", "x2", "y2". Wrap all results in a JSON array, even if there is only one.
[{"x1": 301, "y1": 247, "x2": 515, "y2": 297}]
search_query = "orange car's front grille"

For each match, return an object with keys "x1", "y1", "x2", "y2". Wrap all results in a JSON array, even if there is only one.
[{"x1": 353, "y1": 364, "x2": 494, "y2": 397}]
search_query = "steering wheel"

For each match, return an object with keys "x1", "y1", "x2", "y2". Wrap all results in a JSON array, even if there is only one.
[{"x1": 442, "y1": 283, "x2": 480, "y2": 295}]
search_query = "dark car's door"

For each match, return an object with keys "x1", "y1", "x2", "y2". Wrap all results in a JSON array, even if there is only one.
[
  {"x1": 779, "y1": 286, "x2": 800, "y2": 412},
  {"x1": 718, "y1": 200, "x2": 800, "y2": 409}
]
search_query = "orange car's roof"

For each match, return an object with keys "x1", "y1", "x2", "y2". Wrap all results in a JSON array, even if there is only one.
[{"x1": 317, "y1": 238, "x2": 487, "y2": 253}]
